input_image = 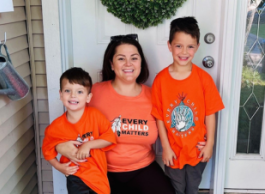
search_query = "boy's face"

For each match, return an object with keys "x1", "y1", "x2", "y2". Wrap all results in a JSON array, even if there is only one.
[
  {"x1": 59, "y1": 78, "x2": 92, "y2": 112},
  {"x1": 168, "y1": 32, "x2": 200, "y2": 68}
]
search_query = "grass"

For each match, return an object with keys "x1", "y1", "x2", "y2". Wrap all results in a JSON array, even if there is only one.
[
  {"x1": 250, "y1": 24, "x2": 265, "y2": 39},
  {"x1": 241, "y1": 65, "x2": 265, "y2": 86},
  {"x1": 240, "y1": 65, "x2": 265, "y2": 105}
]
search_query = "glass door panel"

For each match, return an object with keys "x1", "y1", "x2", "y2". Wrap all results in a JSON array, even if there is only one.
[{"x1": 237, "y1": 0, "x2": 265, "y2": 154}]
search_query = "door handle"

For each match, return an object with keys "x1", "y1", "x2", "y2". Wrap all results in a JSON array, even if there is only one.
[{"x1": 202, "y1": 56, "x2": 214, "y2": 68}]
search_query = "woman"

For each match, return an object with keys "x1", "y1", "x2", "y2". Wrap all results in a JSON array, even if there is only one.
[{"x1": 56, "y1": 34, "x2": 205, "y2": 193}]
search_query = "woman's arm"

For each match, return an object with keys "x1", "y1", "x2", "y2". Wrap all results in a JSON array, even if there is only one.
[{"x1": 48, "y1": 158, "x2": 79, "y2": 176}]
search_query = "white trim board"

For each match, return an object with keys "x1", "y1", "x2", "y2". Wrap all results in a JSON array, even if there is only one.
[
  {"x1": 41, "y1": 0, "x2": 66, "y2": 193},
  {"x1": 211, "y1": 0, "x2": 239, "y2": 193},
  {"x1": 59, "y1": 0, "x2": 74, "y2": 70},
  {"x1": 225, "y1": 189, "x2": 265, "y2": 193}
]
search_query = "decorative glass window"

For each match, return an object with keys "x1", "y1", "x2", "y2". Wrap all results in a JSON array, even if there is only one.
[{"x1": 237, "y1": 0, "x2": 265, "y2": 154}]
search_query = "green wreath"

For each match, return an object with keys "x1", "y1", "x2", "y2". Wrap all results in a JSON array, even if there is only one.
[{"x1": 100, "y1": 0, "x2": 187, "y2": 29}]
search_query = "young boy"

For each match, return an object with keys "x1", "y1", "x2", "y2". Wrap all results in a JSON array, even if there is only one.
[
  {"x1": 151, "y1": 17, "x2": 224, "y2": 194},
  {"x1": 42, "y1": 67, "x2": 116, "y2": 194}
]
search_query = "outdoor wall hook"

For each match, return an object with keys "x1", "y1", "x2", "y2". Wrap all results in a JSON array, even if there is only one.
[{"x1": 0, "y1": 32, "x2": 7, "y2": 45}]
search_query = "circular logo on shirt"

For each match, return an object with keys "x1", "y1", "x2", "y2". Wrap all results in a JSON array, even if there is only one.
[
  {"x1": 170, "y1": 101, "x2": 195, "y2": 132},
  {"x1": 165, "y1": 93, "x2": 198, "y2": 138}
]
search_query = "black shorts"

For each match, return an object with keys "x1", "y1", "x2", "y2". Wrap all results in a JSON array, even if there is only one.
[
  {"x1": 67, "y1": 175, "x2": 97, "y2": 194},
  {"x1": 107, "y1": 161, "x2": 175, "y2": 194}
]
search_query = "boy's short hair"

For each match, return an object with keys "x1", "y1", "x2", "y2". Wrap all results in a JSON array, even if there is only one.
[
  {"x1": 60, "y1": 67, "x2": 92, "y2": 93},
  {"x1": 169, "y1": 16, "x2": 200, "y2": 44}
]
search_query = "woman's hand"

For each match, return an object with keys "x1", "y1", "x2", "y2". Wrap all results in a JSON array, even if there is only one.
[
  {"x1": 196, "y1": 135, "x2": 207, "y2": 151},
  {"x1": 196, "y1": 141, "x2": 206, "y2": 151},
  {"x1": 48, "y1": 158, "x2": 79, "y2": 176},
  {"x1": 198, "y1": 144, "x2": 213, "y2": 162},
  {"x1": 56, "y1": 161, "x2": 79, "y2": 176},
  {"x1": 162, "y1": 147, "x2": 177, "y2": 166},
  {"x1": 56, "y1": 141, "x2": 87, "y2": 164}
]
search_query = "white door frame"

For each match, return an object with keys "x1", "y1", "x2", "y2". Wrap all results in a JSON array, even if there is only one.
[
  {"x1": 41, "y1": 0, "x2": 243, "y2": 193},
  {"x1": 211, "y1": 0, "x2": 240, "y2": 193},
  {"x1": 222, "y1": 0, "x2": 265, "y2": 191}
]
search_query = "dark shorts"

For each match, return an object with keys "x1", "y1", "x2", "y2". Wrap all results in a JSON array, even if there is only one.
[
  {"x1": 107, "y1": 161, "x2": 175, "y2": 194},
  {"x1": 67, "y1": 175, "x2": 97, "y2": 194},
  {"x1": 165, "y1": 162, "x2": 207, "y2": 194}
]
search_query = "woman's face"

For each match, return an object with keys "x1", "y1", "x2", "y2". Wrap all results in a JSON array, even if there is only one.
[{"x1": 111, "y1": 44, "x2": 141, "y2": 84}]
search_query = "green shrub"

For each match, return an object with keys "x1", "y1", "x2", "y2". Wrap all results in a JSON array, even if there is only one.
[{"x1": 100, "y1": 0, "x2": 187, "y2": 29}]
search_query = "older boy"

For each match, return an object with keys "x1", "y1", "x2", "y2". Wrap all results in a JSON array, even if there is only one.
[
  {"x1": 151, "y1": 17, "x2": 224, "y2": 194},
  {"x1": 42, "y1": 67, "x2": 116, "y2": 194}
]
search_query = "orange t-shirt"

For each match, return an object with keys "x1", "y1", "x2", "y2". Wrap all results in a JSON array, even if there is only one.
[
  {"x1": 89, "y1": 81, "x2": 157, "y2": 172},
  {"x1": 42, "y1": 107, "x2": 116, "y2": 194},
  {"x1": 151, "y1": 64, "x2": 224, "y2": 169}
]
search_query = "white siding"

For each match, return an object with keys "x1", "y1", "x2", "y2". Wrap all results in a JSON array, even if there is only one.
[
  {"x1": 0, "y1": 0, "x2": 38, "y2": 193},
  {"x1": 0, "y1": 0, "x2": 51, "y2": 193},
  {"x1": 29, "y1": 0, "x2": 53, "y2": 193}
]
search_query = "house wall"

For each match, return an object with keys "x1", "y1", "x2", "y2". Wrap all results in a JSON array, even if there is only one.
[
  {"x1": 0, "y1": 0, "x2": 52, "y2": 193},
  {"x1": 29, "y1": 0, "x2": 53, "y2": 193}
]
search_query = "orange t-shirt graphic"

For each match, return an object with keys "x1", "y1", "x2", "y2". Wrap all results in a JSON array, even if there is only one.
[
  {"x1": 151, "y1": 64, "x2": 224, "y2": 169},
  {"x1": 89, "y1": 81, "x2": 158, "y2": 172},
  {"x1": 42, "y1": 107, "x2": 116, "y2": 194}
]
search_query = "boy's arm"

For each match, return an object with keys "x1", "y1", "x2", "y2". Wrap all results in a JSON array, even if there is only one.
[
  {"x1": 76, "y1": 139, "x2": 112, "y2": 160},
  {"x1": 157, "y1": 119, "x2": 176, "y2": 166},
  {"x1": 56, "y1": 141, "x2": 87, "y2": 164},
  {"x1": 198, "y1": 114, "x2": 216, "y2": 162},
  {"x1": 48, "y1": 158, "x2": 79, "y2": 176}
]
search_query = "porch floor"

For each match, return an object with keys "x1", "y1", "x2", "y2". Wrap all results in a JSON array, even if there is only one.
[{"x1": 198, "y1": 190, "x2": 265, "y2": 194}]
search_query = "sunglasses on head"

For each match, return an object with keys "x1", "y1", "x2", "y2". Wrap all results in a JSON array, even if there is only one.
[{"x1": 110, "y1": 34, "x2": 139, "y2": 42}]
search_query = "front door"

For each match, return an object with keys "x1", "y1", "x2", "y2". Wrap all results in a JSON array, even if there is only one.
[
  {"x1": 52, "y1": 0, "x2": 224, "y2": 193},
  {"x1": 67, "y1": 0, "x2": 223, "y2": 190},
  {"x1": 224, "y1": 0, "x2": 265, "y2": 191}
]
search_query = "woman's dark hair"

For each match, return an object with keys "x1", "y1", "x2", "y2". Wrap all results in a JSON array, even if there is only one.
[{"x1": 102, "y1": 37, "x2": 149, "y2": 84}]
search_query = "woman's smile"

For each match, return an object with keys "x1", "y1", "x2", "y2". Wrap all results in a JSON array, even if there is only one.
[{"x1": 111, "y1": 44, "x2": 141, "y2": 84}]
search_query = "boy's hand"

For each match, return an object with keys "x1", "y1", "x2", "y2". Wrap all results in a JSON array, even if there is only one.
[
  {"x1": 76, "y1": 142, "x2": 91, "y2": 160},
  {"x1": 198, "y1": 144, "x2": 213, "y2": 162},
  {"x1": 162, "y1": 147, "x2": 177, "y2": 166},
  {"x1": 56, "y1": 141, "x2": 87, "y2": 164},
  {"x1": 55, "y1": 161, "x2": 79, "y2": 176}
]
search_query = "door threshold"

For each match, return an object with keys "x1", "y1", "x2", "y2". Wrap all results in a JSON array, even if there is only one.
[
  {"x1": 198, "y1": 189, "x2": 265, "y2": 194},
  {"x1": 224, "y1": 189, "x2": 265, "y2": 193},
  {"x1": 199, "y1": 190, "x2": 210, "y2": 194}
]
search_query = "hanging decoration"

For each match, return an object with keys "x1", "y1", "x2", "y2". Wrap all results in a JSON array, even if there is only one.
[
  {"x1": 100, "y1": 0, "x2": 187, "y2": 29},
  {"x1": 0, "y1": 32, "x2": 29, "y2": 101}
]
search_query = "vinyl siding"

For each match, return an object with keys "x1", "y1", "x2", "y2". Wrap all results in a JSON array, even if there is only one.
[
  {"x1": 29, "y1": 0, "x2": 53, "y2": 193},
  {"x1": 0, "y1": 0, "x2": 38, "y2": 193},
  {"x1": 0, "y1": 0, "x2": 51, "y2": 193}
]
